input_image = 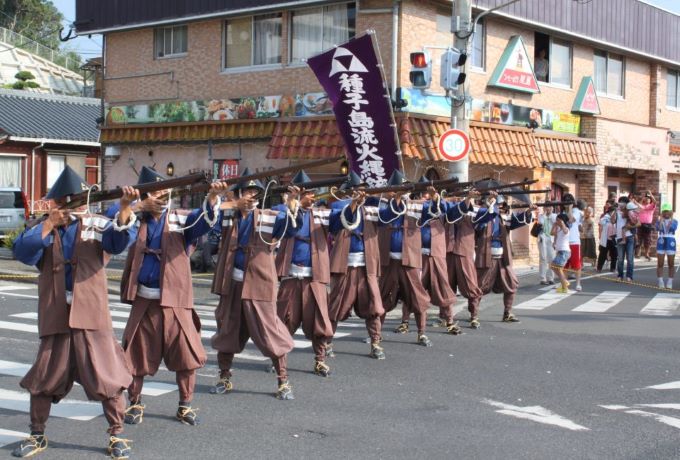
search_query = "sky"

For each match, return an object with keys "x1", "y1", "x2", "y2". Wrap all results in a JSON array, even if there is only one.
[{"x1": 50, "y1": 0, "x2": 680, "y2": 59}]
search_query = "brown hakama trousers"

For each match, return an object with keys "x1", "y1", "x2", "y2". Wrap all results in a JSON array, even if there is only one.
[
  {"x1": 277, "y1": 278, "x2": 333, "y2": 362},
  {"x1": 447, "y1": 253, "x2": 484, "y2": 318},
  {"x1": 211, "y1": 280, "x2": 294, "y2": 382},
  {"x1": 122, "y1": 297, "x2": 206, "y2": 403},
  {"x1": 380, "y1": 258, "x2": 431, "y2": 334},
  {"x1": 476, "y1": 258, "x2": 519, "y2": 314},
  {"x1": 328, "y1": 267, "x2": 384, "y2": 343},
  {"x1": 21, "y1": 329, "x2": 132, "y2": 434}
]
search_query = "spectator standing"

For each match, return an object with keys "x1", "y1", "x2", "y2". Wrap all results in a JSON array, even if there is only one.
[
  {"x1": 552, "y1": 213, "x2": 572, "y2": 293},
  {"x1": 581, "y1": 207, "x2": 597, "y2": 268},
  {"x1": 535, "y1": 205, "x2": 557, "y2": 285},
  {"x1": 616, "y1": 198, "x2": 639, "y2": 281},
  {"x1": 535, "y1": 49, "x2": 549, "y2": 82},
  {"x1": 656, "y1": 203, "x2": 677, "y2": 289},
  {"x1": 635, "y1": 191, "x2": 657, "y2": 260},
  {"x1": 563, "y1": 194, "x2": 583, "y2": 291},
  {"x1": 597, "y1": 206, "x2": 617, "y2": 272}
]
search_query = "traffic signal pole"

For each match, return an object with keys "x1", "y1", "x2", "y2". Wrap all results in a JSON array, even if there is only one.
[{"x1": 448, "y1": 0, "x2": 471, "y2": 182}]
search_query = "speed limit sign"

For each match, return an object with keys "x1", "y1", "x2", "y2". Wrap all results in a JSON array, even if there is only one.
[{"x1": 438, "y1": 129, "x2": 470, "y2": 162}]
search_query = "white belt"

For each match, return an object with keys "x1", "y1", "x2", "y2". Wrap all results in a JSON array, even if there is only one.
[
  {"x1": 390, "y1": 252, "x2": 403, "y2": 260},
  {"x1": 232, "y1": 267, "x2": 245, "y2": 282},
  {"x1": 65, "y1": 290, "x2": 73, "y2": 305},
  {"x1": 347, "y1": 252, "x2": 366, "y2": 267},
  {"x1": 491, "y1": 247, "x2": 504, "y2": 258},
  {"x1": 137, "y1": 284, "x2": 161, "y2": 300},
  {"x1": 288, "y1": 264, "x2": 312, "y2": 279},
  {"x1": 421, "y1": 248, "x2": 431, "y2": 256}
]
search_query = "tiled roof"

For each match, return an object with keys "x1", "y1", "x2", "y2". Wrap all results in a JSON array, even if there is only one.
[
  {"x1": 0, "y1": 89, "x2": 100, "y2": 142},
  {"x1": 268, "y1": 117, "x2": 344, "y2": 160},
  {"x1": 534, "y1": 133, "x2": 598, "y2": 166},
  {"x1": 100, "y1": 119, "x2": 278, "y2": 144},
  {"x1": 468, "y1": 121, "x2": 541, "y2": 168}
]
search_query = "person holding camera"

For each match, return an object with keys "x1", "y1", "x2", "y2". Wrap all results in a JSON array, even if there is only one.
[
  {"x1": 597, "y1": 205, "x2": 618, "y2": 272},
  {"x1": 615, "y1": 196, "x2": 640, "y2": 281},
  {"x1": 635, "y1": 191, "x2": 657, "y2": 261}
]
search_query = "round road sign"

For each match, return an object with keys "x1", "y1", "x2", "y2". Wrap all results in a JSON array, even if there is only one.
[{"x1": 438, "y1": 129, "x2": 470, "y2": 162}]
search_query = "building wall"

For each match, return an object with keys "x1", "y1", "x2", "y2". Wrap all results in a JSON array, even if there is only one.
[
  {"x1": 398, "y1": 3, "x2": 653, "y2": 126},
  {"x1": 103, "y1": 1, "x2": 394, "y2": 104},
  {"x1": 651, "y1": 64, "x2": 680, "y2": 131}
]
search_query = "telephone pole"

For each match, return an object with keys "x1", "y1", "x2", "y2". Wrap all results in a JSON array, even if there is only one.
[{"x1": 448, "y1": 0, "x2": 471, "y2": 182}]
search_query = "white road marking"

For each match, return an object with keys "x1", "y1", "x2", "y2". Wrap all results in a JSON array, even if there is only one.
[
  {"x1": 640, "y1": 293, "x2": 680, "y2": 316},
  {"x1": 644, "y1": 381, "x2": 680, "y2": 390},
  {"x1": 0, "y1": 321, "x2": 37, "y2": 333},
  {"x1": 0, "y1": 359, "x2": 176, "y2": 397},
  {"x1": 514, "y1": 290, "x2": 576, "y2": 310},
  {"x1": 0, "y1": 428, "x2": 29, "y2": 448},
  {"x1": 636, "y1": 404, "x2": 680, "y2": 410},
  {"x1": 0, "y1": 388, "x2": 102, "y2": 421},
  {"x1": 572, "y1": 291, "x2": 630, "y2": 313},
  {"x1": 537, "y1": 266, "x2": 657, "y2": 292},
  {"x1": 623, "y1": 409, "x2": 680, "y2": 430},
  {"x1": 0, "y1": 286, "x2": 33, "y2": 292},
  {"x1": 206, "y1": 350, "x2": 269, "y2": 362},
  {"x1": 483, "y1": 399, "x2": 589, "y2": 431},
  {"x1": 599, "y1": 405, "x2": 629, "y2": 410}
]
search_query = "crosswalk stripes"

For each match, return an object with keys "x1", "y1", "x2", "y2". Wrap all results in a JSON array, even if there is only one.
[
  {"x1": 0, "y1": 388, "x2": 102, "y2": 421},
  {"x1": 639, "y1": 293, "x2": 680, "y2": 316},
  {"x1": 572, "y1": 291, "x2": 630, "y2": 313},
  {"x1": 514, "y1": 290, "x2": 577, "y2": 310},
  {"x1": 7, "y1": 311, "x2": 351, "y2": 348},
  {"x1": 0, "y1": 428, "x2": 29, "y2": 448},
  {"x1": 0, "y1": 360, "x2": 176, "y2": 397}
]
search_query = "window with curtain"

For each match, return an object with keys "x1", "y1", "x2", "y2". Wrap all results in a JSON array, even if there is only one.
[
  {"x1": 154, "y1": 25, "x2": 188, "y2": 58},
  {"x1": 47, "y1": 155, "x2": 65, "y2": 189},
  {"x1": 594, "y1": 49, "x2": 625, "y2": 97},
  {"x1": 290, "y1": 3, "x2": 356, "y2": 63},
  {"x1": 668, "y1": 69, "x2": 680, "y2": 108},
  {"x1": 470, "y1": 20, "x2": 485, "y2": 69},
  {"x1": 549, "y1": 38, "x2": 571, "y2": 86},
  {"x1": 0, "y1": 157, "x2": 21, "y2": 188},
  {"x1": 224, "y1": 14, "x2": 282, "y2": 68}
]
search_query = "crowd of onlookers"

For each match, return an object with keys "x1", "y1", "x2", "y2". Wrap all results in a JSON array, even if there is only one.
[{"x1": 534, "y1": 190, "x2": 678, "y2": 292}]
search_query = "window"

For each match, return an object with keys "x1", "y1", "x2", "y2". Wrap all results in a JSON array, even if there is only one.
[
  {"x1": 290, "y1": 4, "x2": 356, "y2": 63},
  {"x1": 594, "y1": 50, "x2": 624, "y2": 97},
  {"x1": 225, "y1": 14, "x2": 282, "y2": 68},
  {"x1": 0, "y1": 157, "x2": 21, "y2": 188},
  {"x1": 667, "y1": 69, "x2": 680, "y2": 108},
  {"x1": 470, "y1": 20, "x2": 485, "y2": 70},
  {"x1": 534, "y1": 32, "x2": 572, "y2": 86},
  {"x1": 154, "y1": 25, "x2": 187, "y2": 58},
  {"x1": 47, "y1": 155, "x2": 65, "y2": 189}
]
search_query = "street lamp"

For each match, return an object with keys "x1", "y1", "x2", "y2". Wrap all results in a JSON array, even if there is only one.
[
  {"x1": 166, "y1": 162, "x2": 175, "y2": 177},
  {"x1": 340, "y1": 160, "x2": 349, "y2": 175}
]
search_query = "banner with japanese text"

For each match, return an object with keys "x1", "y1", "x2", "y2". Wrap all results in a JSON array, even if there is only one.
[{"x1": 307, "y1": 33, "x2": 400, "y2": 187}]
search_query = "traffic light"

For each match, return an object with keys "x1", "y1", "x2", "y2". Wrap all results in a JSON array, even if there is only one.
[
  {"x1": 409, "y1": 51, "x2": 431, "y2": 89},
  {"x1": 440, "y1": 48, "x2": 467, "y2": 91}
]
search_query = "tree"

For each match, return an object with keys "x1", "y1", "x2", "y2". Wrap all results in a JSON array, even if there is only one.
[
  {"x1": 4, "y1": 70, "x2": 40, "y2": 89},
  {"x1": 0, "y1": 0, "x2": 64, "y2": 50}
]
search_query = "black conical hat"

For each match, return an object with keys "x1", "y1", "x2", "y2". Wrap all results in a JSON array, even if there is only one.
[
  {"x1": 46, "y1": 165, "x2": 90, "y2": 200},
  {"x1": 339, "y1": 170, "x2": 364, "y2": 191},
  {"x1": 137, "y1": 166, "x2": 166, "y2": 185},
  {"x1": 229, "y1": 167, "x2": 265, "y2": 192},
  {"x1": 292, "y1": 170, "x2": 312, "y2": 186},
  {"x1": 387, "y1": 169, "x2": 408, "y2": 186}
]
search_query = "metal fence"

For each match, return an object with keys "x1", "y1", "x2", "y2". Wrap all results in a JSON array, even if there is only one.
[{"x1": 0, "y1": 27, "x2": 80, "y2": 73}]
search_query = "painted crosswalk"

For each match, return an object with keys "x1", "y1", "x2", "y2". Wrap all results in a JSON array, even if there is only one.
[
  {"x1": 514, "y1": 290, "x2": 577, "y2": 310},
  {"x1": 572, "y1": 291, "x2": 631, "y2": 313},
  {"x1": 639, "y1": 293, "x2": 680, "y2": 316},
  {"x1": 0, "y1": 428, "x2": 29, "y2": 448}
]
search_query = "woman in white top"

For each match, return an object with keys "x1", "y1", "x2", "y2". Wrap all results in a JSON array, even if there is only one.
[{"x1": 551, "y1": 213, "x2": 572, "y2": 293}]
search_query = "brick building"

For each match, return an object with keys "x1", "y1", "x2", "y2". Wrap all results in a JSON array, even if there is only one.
[{"x1": 75, "y1": 0, "x2": 680, "y2": 263}]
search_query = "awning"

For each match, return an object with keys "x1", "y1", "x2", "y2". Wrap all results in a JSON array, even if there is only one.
[
  {"x1": 670, "y1": 143, "x2": 680, "y2": 156},
  {"x1": 534, "y1": 132, "x2": 598, "y2": 167},
  {"x1": 99, "y1": 119, "x2": 277, "y2": 144},
  {"x1": 268, "y1": 113, "x2": 542, "y2": 168},
  {"x1": 268, "y1": 117, "x2": 344, "y2": 160}
]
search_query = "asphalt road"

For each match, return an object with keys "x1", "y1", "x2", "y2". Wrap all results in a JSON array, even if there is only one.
[{"x1": 0, "y1": 261, "x2": 678, "y2": 459}]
